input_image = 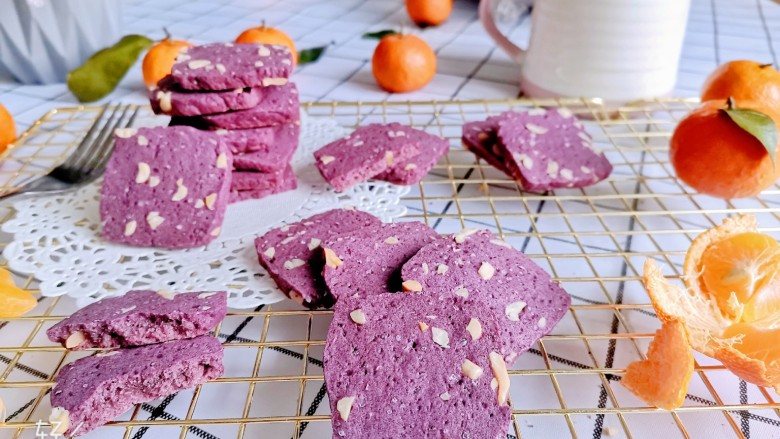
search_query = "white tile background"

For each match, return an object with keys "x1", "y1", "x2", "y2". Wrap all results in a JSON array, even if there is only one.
[{"x1": 1, "y1": 0, "x2": 779, "y2": 133}]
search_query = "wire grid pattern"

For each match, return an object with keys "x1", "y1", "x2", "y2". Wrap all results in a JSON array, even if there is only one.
[{"x1": 0, "y1": 99, "x2": 779, "y2": 439}]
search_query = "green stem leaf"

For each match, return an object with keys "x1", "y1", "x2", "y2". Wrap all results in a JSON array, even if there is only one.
[
  {"x1": 298, "y1": 46, "x2": 327, "y2": 65},
  {"x1": 723, "y1": 104, "x2": 778, "y2": 166},
  {"x1": 67, "y1": 34, "x2": 154, "y2": 103},
  {"x1": 362, "y1": 30, "x2": 398, "y2": 40}
]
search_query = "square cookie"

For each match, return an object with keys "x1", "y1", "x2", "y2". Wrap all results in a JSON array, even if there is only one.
[
  {"x1": 170, "y1": 42, "x2": 293, "y2": 91},
  {"x1": 314, "y1": 123, "x2": 420, "y2": 192},
  {"x1": 100, "y1": 126, "x2": 232, "y2": 249},
  {"x1": 169, "y1": 83, "x2": 299, "y2": 130}
]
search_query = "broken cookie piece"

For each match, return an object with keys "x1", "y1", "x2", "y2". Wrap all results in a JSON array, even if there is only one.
[
  {"x1": 46, "y1": 290, "x2": 227, "y2": 350},
  {"x1": 50, "y1": 335, "x2": 223, "y2": 436}
]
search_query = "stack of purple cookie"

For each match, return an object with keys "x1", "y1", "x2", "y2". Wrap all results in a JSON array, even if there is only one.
[
  {"x1": 46, "y1": 290, "x2": 227, "y2": 437},
  {"x1": 149, "y1": 42, "x2": 300, "y2": 203},
  {"x1": 462, "y1": 109, "x2": 613, "y2": 192}
]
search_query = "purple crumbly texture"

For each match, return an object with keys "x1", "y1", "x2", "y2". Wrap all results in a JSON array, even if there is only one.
[
  {"x1": 169, "y1": 83, "x2": 299, "y2": 130},
  {"x1": 231, "y1": 167, "x2": 290, "y2": 191},
  {"x1": 401, "y1": 230, "x2": 571, "y2": 364},
  {"x1": 149, "y1": 75, "x2": 263, "y2": 116},
  {"x1": 51, "y1": 335, "x2": 224, "y2": 437},
  {"x1": 229, "y1": 170, "x2": 297, "y2": 203},
  {"x1": 47, "y1": 290, "x2": 227, "y2": 350},
  {"x1": 495, "y1": 109, "x2": 613, "y2": 192},
  {"x1": 217, "y1": 122, "x2": 300, "y2": 155},
  {"x1": 324, "y1": 293, "x2": 512, "y2": 439},
  {"x1": 374, "y1": 127, "x2": 450, "y2": 185},
  {"x1": 170, "y1": 43, "x2": 293, "y2": 91},
  {"x1": 322, "y1": 221, "x2": 441, "y2": 300},
  {"x1": 461, "y1": 118, "x2": 512, "y2": 174},
  {"x1": 313, "y1": 123, "x2": 421, "y2": 192},
  {"x1": 100, "y1": 126, "x2": 232, "y2": 249},
  {"x1": 254, "y1": 209, "x2": 382, "y2": 308},
  {"x1": 232, "y1": 139, "x2": 298, "y2": 172}
]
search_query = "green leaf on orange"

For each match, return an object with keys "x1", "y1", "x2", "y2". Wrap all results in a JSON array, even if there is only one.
[
  {"x1": 362, "y1": 30, "x2": 398, "y2": 40},
  {"x1": 723, "y1": 100, "x2": 778, "y2": 166},
  {"x1": 298, "y1": 46, "x2": 327, "y2": 65}
]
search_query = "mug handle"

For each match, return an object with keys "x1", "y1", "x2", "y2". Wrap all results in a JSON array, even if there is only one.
[{"x1": 479, "y1": 0, "x2": 526, "y2": 63}]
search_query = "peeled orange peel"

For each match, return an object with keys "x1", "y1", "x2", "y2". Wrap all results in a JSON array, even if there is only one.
[
  {"x1": 0, "y1": 267, "x2": 36, "y2": 318},
  {"x1": 622, "y1": 320, "x2": 694, "y2": 410},
  {"x1": 644, "y1": 214, "x2": 780, "y2": 392}
]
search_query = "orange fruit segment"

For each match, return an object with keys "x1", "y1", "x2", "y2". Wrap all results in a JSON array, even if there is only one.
[
  {"x1": 0, "y1": 103, "x2": 16, "y2": 155},
  {"x1": 0, "y1": 268, "x2": 36, "y2": 318},
  {"x1": 699, "y1": 232, "x2": 780, "y2": 320},
  {"x1": 722, "y1": 322, "x2": 780, "y2": 366},
  {"x1": 645, "y1": 214, "x2": 780, "y2": 391},
  {"x1": 622, "y1": 320, "x2": 694, "y2": 410},
  {"x1": 236, "y1": 26, "x2": 297, "y2": 66}
]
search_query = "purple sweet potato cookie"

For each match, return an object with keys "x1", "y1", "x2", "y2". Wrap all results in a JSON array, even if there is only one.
[
  {"x1": 231, "y1": 167, "x2": 290, "y2": 191},
  {"x1": 47, "y1": 290, "x2": 226, "y2": 350},
  {"x1": 100, "y1": 126, "x2": 232, "y2": 249},
  {"x1": 170, "y1": 42, "x2": 293, "y2": 91},
  {"x1": 324, "y1": 293, "x2": 512, "y2": 439},
  {"x1": 322, "y1": 221, "x2": 440, "y2": 300},
  {"x1": 217, "y1": 122, "x2": 299, "y2": 155},
  {"x1": 149, "y1": 75, "x2": 263, "y2": 116},
  {"x1": 51, "y1": 335, "x2": 223, "y2": 436},
  {"x1": 314, "y1": 123, "x2": 421, "y2": 192},
  {"x1": 254, "y1": 209, "x2": 382, "y2": 308},
  {"x1": 495, "y1": 109, "x2": 613, "y2": 191},
  {"x1": 461, "y1": 118, "x2": 511, "y2": 173},
  {"x1": 232, "y1": 140, "x2": 297, "y2": 172},
  {"x1": 229, "y1": 169, "x2": 297, "y2": 203},
  {"x1": 374, "y1": 127, "x2": 450, "y2": 185},
  {"x1": 401, "y1": 229, "x2": 571, "y2": 364},
  {"x1": 169, "y1": 83, "x2": 299, "y2": 130}
]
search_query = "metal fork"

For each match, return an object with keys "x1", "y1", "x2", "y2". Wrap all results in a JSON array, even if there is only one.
[{"x1": 0, "y1": 104, "x2": 139, "y2": 201}]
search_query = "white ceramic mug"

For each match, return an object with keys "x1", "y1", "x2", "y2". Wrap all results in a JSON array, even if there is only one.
[{"x1": 480, "y1": 0, "x2": 691, "y2": 102}]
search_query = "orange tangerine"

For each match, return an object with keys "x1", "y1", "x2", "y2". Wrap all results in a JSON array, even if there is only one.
[
  {"x1": 0, "y1": 103, "x2": 16, "y2": 155},
  {"x1": 0, "y1": 268, "x2": 36, "y2": 318},
  {"x1": 371, "y1": 33, "x2": 436, "y2": 93},
  {"x1": 622, "y1": 320, "x2": 694, "y2": 410},
  {"x1": 142, "y1": 33, "x2": 193, "y2": 88},
  {"x1": 236, "y1": 25, "x2": 297, "y2": 65},
  {"x1": 644, "y1": 214, "x2": 780, "y2": 392}
]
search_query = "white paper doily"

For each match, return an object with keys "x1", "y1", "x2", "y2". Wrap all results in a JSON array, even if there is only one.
[{"x1": 2, "y1": 115, "x2": 410, "y2": 309}]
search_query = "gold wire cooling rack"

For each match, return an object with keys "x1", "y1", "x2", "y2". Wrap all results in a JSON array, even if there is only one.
[{"x1": 1, "y1": 98, "x2": 779, "y2": 439}]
